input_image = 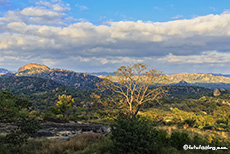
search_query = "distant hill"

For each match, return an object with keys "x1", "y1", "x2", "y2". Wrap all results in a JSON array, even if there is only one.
[
  {"x1": 0, "y1": 76, "x2": 62, "y2": 95},
  {"x1": 209, "y1": 73, "x2": 230, "y2": 77},
  {"x1": 16, "y1": 63, "x2": 102, "y2": 89},
  {"x1": 90, "y1": 72, "x2": 113, "y2": 76},
  {"x1": 3, "y1": 64, "x2": 230, "y2": 90},
  {"x1": 0, "y1": 68, "x2": 11, "y2": 74},
  {"x1": 96, "y1": 72, "x2": 230, "y2": 84},
  {"x1": 167, "y1": 73, "x2": 230, "y2": 83},
  {"x1": 166, "y1": 85, "x2": 213, "y2": 99}
]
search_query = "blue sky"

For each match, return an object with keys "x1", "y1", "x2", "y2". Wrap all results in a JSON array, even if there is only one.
[
  {"x1": 5, "y1": 0, "x2": 229, "y2": 23},
  {"x1": 1, "y1": 0, "x2": 230, "y2": 74}
]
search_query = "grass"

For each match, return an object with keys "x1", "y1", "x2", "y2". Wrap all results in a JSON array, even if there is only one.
[
  {"x1": 17, "y1": 133, "x2": 112, "y2": 154},
  {"x1": 156, "y1": 125, "x2": 230, "y2": 140}
]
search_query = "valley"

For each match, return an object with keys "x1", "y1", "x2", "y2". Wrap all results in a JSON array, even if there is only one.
[{"x1": 0, "y1": 63, "x2": 230, "y2": 154}]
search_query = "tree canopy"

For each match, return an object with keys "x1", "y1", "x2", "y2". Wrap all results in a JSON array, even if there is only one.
[{"x1": 97, "y1": 63, "x2": 169, "y2": 119}]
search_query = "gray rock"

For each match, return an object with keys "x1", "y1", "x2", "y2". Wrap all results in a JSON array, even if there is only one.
[{"x1": 33, "y1": 129, "x2": 54, "y2": 137}]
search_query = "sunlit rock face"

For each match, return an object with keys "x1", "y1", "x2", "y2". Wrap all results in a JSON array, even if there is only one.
[
  {"x1": 213, "y1": 88, "x2": 221, "y2": 97},
  {"x1": 17, "y1": 63, "x2": 50, "y2": 75}
]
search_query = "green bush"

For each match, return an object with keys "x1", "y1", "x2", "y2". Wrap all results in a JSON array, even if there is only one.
[
  {"x1": 170, "y1": 131, "x2": 191, "y2": 150},
  {"x1": 155, "y1": 129, "x2": 170, "y2": 149},
  {"x1": 110, "y1": 116, "x2": 158, "y2": 154}
]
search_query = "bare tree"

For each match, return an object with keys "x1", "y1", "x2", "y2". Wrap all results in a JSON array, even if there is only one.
[{"x1": 97, "y1": 63, "x2": 169, "y2": 119}]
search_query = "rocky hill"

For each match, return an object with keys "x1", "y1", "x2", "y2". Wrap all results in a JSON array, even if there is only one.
[
  {"x1": 17, "y1": 63, "x2": 50, "y2": 75},
  {"x1": 16, "y1": 63, "x2": 102, "y2": 89}
]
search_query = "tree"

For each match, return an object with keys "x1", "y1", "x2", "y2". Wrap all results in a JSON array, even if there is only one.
[
  {"x1": 55, "y1": 94, "x2": 74, "y2": 114},
  {"x1": 0, "y1": 91, "x2": 40, "y2": 149},
  {"x1": 97, "y1": 63, "x2": 169, "y2": 119},
  {"x1": 214, "y1": 106, "x2": 230, "y2": 127}
]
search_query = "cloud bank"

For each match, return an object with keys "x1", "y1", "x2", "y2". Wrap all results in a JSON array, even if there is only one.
[{"x1": 0, "y1": 0, "x2": 230, "y2": 73}]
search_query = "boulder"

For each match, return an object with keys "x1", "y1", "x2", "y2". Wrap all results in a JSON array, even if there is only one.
[{"x1": 213, "y1": 89, "x2": 221, "y2": 96}]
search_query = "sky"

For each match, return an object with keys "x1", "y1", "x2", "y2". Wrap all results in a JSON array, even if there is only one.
[{"x1": 1, "y1": 0, "x2": 230, "y2": 74}]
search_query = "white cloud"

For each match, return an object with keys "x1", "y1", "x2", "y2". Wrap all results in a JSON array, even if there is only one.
[
  {"x1": 21, "y1": 7, "x2": 61, "y2": 17},
  {"x1": 209, "y1": 7, "x2": 216, "y2": 12},
  {"x1": 158, "y1": 51, "x2": 230, "y2": 64},
  {"x1": 0, "y1": 1, "x2": 70, "y2": 26},
  {"x1": 153, "y1": 6, "x2": 162, "y2": 11},
  {"x1": 36, "y1": 0, "x2": 70, "y2": 12},
  {"x1": 76, "y1": 4, "x2": 88, "y2": 10},
  {"x1": 172, "y1": 15, "x2": 183, "y2": 19},
  {"x1": 2, "y1": 12, "x2": 230, "y2": 57}
]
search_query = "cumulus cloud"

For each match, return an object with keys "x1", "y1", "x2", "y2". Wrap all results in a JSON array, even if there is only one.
[
  {"x1": 158, "y1": 51, "x2": 230, "y2": 64},
  {"x1": 36, "y1": 0, "x2": 70, "y2": 12},
  {"x1": 1, "y1": 1, "x2": 230, "y2": 73},
  {"x1": 20, "y1": 7, "x2": 63, "y2": 18},
  {"x1": 0, "y1": 0, "x2": 70, "y2": 25}
]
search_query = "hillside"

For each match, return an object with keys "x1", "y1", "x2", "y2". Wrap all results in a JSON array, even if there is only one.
[
  {"x1": 166, "y1": 85, "x2": 213, "y2": 99},
  {"x1": 96, "y1": 72, "x2": 230, "y2": 84},
  {"x1": 174, "y1": 81, "x2": 230, "y2": 90},
  {"x1": 210, "y1": 73, "x2": 230, "y2": 77},
  {"x1": 167, "y1": 73, "x2": 230, "y2": 83},
  {"x1": 0, "y1": 76, "x2": 63, "y2": 95},
  {"x1": 16, "y1": 64, "x2": 102, "y2": 89}
]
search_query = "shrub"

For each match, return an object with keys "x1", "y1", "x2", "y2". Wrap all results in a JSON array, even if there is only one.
[
  {"x1": 170, "y1": 131, "x2": 191, "y2": 150},
  {"x1": 0, "y1": 146, "x2": 11, "y2": 154},
  {"x1": 193, "y1": 135, "x2": 207, "y2": 145},
  {"x1": 110, "y1": 116, "x2": 158, "y2": 154}
]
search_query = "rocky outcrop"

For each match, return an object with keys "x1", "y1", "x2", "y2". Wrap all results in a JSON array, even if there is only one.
[
  {"x1": 17, "y1": 63, "x2": 50, "y2": 75},
  {"x1": 32, "y1": 122, "x2": 111, "y2": 139},
  {"x1": 222, "y1": 100, "x2": 230, "y2": 106},
  {"x1": 0, "y1": 122, "x2": 111, "y2": 139},
  {"x1": 213, "y1": 88, "x2": 221, "y2": 96}
]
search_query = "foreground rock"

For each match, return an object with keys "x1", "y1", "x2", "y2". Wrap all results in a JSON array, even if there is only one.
[
  {"x1": 32, "y1": 122, "x2": 111, "y2": 139},
  {"x1": 0, "y1": 122, "x2": 111, "y2": 139}
]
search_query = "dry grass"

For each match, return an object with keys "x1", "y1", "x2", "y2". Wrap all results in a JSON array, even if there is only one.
[
  {"x1": 156, "y1": 125, "x2": 230, "y2": 141},
  {"x1": 19, "y1": 133, "x2": 105, "y2": 154}
]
